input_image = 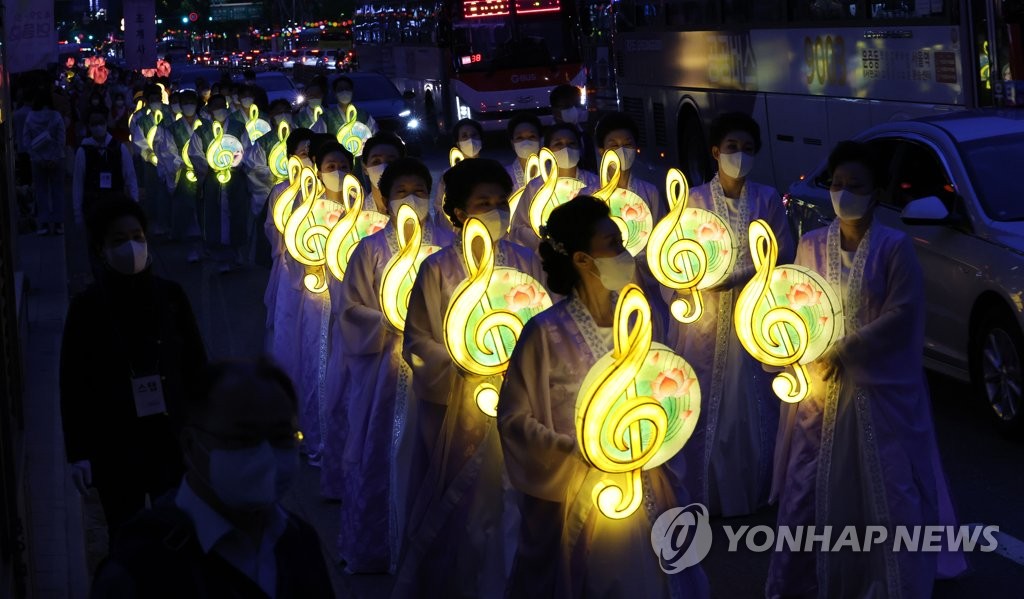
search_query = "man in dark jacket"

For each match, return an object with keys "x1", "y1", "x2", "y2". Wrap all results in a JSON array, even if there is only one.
[{"x1": 90, "y1": 359, "x2": 334, "y2": 598}]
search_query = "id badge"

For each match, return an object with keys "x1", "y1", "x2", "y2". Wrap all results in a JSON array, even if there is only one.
[
  {"x1": 132, "y1": 375, "x2": 167, "y2": 417},
  {"x1": 99, "y1": 172, "x2": 113, "y2": 189}
]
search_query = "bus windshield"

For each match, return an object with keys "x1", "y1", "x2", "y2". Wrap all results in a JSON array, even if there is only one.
[{"x1": 452, "y1": 14, "x2": 579, "y2": 71}]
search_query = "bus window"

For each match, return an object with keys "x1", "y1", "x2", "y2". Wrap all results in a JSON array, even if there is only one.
[
  {"x1": 789, "y1": 0, "x2": 860, "y2": 21},
  {"x1": 868, "y1": 0, "x2": 946, "y2": 20}
]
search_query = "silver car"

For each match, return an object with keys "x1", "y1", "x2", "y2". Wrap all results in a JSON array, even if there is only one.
[{"x1": 785, "y1": 110, "x2": 1024, "y2": 431}]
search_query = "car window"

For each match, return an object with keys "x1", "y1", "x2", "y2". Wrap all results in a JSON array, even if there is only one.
[
  {"x1": 351, "y1": 79, "x2": 401, "y2": 101},
  {"x1": 961, "y1": 133, "x2": 1024, "y2": 221},
  {"x1": 884, "y1": 139, "x2": 956, "y2": 211},
  {"x1": 812, "y1": 137, "x2": 901, "y2": 197}
]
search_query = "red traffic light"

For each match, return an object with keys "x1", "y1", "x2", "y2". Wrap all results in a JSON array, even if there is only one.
[{"x1": 188, "y1": 12, "x2": 199, "y2": 22}]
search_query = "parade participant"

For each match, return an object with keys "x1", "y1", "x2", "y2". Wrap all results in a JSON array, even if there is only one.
[
  {"x1": 296, "y1": 75, "x2": 327, "y2": 131},
  {"x1": 91, "y1": 360, "x2": 333, "y2": 598},
  {"x1": 431, "y1": 118, "x2": 484, "y2": 233},
  {"x1": 509, "y1": 122, "x2": 599, "y2": 250},
  {"x1": 594, "y1": 111, "x2": 667, "y2": 223},
  {"x1": 188, "y1": 94, "x2": 252, "y2": 272},
  {"x1": 498, "y1": 196, "x2": 710, "y2": 599},
  {"x1": 505, "y1": 113, "x2": 542, "y2": 190},
  {"x1": 395, "y1": 158, "x2": 545, "y2": 597},
  {"x1": 61, "y1": 198, "x2": 207, "y2": 540},
  {"x1": 130, "y1": 83, "x2": 173, "y2": 236},
  {"x1": 154, "y1": 89, "x2": 205, "y2": 259},
  {"x1": 108, "y1": 92, "x2": 131, "y2": 144},
  {"x1": 23, "y1": 88, "x2": 66, "y2": 235},
  {"x1": 361, "y1": 132, "x2": 407, "y2": 213},
  {"x1": 168, "y1": 90, "x2": 182, "y2": 120},
  {"x1": 667, "y1": 111, "x2": 792, "y2": 517},
  {"x1": 321, "y1": 75, "x2": 378, "y2": 141},
  {"x1": 72, "y1": 108, "x2": 138, "y2": 226},
  {"x1": 335, "y1": 157, "x2": 452, "y2": 573},
  {"x1": 243, "y1": 98, "x2": 294, "y2": 261},
  {"x1": 767, "y1": 141, "x2": 967, "y2": 598},
  {"x1": 549, "y1": 83, "x2": 596, "y2": 172}
]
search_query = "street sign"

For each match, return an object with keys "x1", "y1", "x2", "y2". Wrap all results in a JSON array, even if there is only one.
[
  {"x1": 123, "y1": 0, "x2": 157, "y2": 70},
  {"x1": 209, "y1": 2, "x2": 262, "y2": 21}
]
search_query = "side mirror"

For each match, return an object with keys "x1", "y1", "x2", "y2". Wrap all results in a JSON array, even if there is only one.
[{"x1": 901, "y1": 196, "x2": 951, "y2": 226}]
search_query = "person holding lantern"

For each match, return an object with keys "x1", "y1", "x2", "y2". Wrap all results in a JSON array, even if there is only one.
[
  {"x1": 766, "y1": 141, "x2": 966, "y2": 598},
  {"x1": 154, "y1": 89, "x2": 205, "y2": 262},
  {"x1": 130, "y1": 84, "x2": 173, "y2": 237},
  {"x1": 321, "y1": 76, "x2": 378, "y2": 143},
  {"x1": 242, "y1": 98, "x2": 297, "y2": 263},
  {"x1": 497, "y1": 195, "x2": 709, "y2": 599},
  {"x1": 431, "y1": 118, "x2": 486, "y2": 234},
  {"x1": 594, "y1": 111, "x2": 667, "y2": 225},
  {"x1": 505, "y1": 113, "x2": 543, "y2": 190},
  {"x1": 666, "y1": 111, "x2": 793, "y2": 518}
]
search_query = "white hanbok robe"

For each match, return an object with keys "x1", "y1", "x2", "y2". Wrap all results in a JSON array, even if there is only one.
[
  {"x1": 335, "y1": 217, "x2": 452, "y2": 573},
  {"x1": 264, "y1": 181, "x2": 294, "y2": 370},
  {"x1": 393, "y1": 237, "x2": 546, "y2": 598},
  {"x1": 497, "y1": 295, "x2": 711, "y2": 599},
  {"x1": 766, "y1": 222, "x2": 967, "y2": 598},
  {"x1": 667, "y1": 175, "x2": 794, "y2": 517},
  {"x1": 509, "y1": 169, "x2": 599, "y2": 251}
]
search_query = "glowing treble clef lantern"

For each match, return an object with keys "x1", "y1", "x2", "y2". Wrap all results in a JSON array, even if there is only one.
[
  {"x1": 507, "y1": 153, "x2": 540, "y2": 227},
  {"x1": 379, "y1": 203, "x2": 443, "y2": 331},
  {"x1": 145, "y1": 109, "x2": 163, "y2": 166},
  {"x1": 206, "y1": 121, "x2": 244, "y2": 184},
  {"x1": 336, "y1": 105, "x2": 373, "y2": 157},
  {"x1": 575, "y1": 284, "x2": 701, "y2": 519},
  {"x1": 449, "y1": 146, "x2": 465, "y2": 167},
  {"x1": 528, "y1": 147, "x2": 588, "y2": 237},
  {"x1": 325, "y1": 174, "x2": 390, "y2": 282},
  {"x1": 273, "y1": 157, "x2": 306, "y2": 235},
  {"x1": 645, "y1": 169, "x2": 738, "y2": 324},
  {"x1": 268, "y1": 119, "x2": 291, "y2": 182},
  {"x1": 593, "y1": 149, "x2": 654, "y2": 256},
  {"x1": 734, "y1": 219, "x2": 843, "y2": 403},
  {"x1": 284, "y1": 168, "x2": 338, "y2": 294},
  {"x1": 443, "y1": 217, "x2": 552, "y2": 417},
  {"x1": 182, "y1": 121, "x2": 202, "y2": 183},
  {"x1": 246, "y1": 104, "x2": 271, "y2": 142}
]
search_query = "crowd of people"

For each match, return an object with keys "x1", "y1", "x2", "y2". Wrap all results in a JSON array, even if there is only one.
[{"x1": 41, "y1": 59, "x2": 967, "y2": 598}]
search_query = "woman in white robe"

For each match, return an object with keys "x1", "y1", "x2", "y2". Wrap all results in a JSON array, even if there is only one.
[
  {"x1": 594, "y1": 111, "x2": 668, "y2": 225},
  {"x1": 510, "y1": 123, "x2": 599, "y2": 251},
  {"x1": 505, "y1": 114, "x2": 543, "y2": 190},
  {"x1": 767, "y1": 141, "x2": 966, "y2": 598},
  {"x1": 667, "y1": 112, "x2": 793, "y2": 517},
  {"x1": 431, "y1": 118, "x2": 484, "y2": 234},
  {"x1": 394, "y1": 159, "x2": 546, "y2": 598},
  {"x1": 335, "y1": 158, "x2": 453, "y2": 573},
  {"x1": 498, "y1": 195, "x2": 710, "y2": 599}
]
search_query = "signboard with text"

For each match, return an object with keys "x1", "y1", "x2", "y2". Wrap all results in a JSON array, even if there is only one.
[
  {"x1": 123, "y1": 0, "x2": 156, "y2": 70},
  {"x1": 4, "y1": 0, "x2": 57, "y2": 73},
  {"x1": 210, "y1": 1, "x2": 262, "y2": 22}
]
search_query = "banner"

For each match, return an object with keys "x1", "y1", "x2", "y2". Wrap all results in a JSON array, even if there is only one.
[
  {"x1": 3, "y1": 0, "x2": 57, "y2": 73},
  {"x1": 123, "y1": 0, "x2": 156, "y2": 70}
]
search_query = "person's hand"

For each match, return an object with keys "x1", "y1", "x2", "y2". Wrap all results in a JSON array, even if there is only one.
[
  {"x1": 554, "y1": 433, "x2": 576, "y2": 452},
  {"x1": 813, "y1": 348, "x2": 842, "y2": 383},
  {"x1": 70, "y1": 460, "x2": 92, "y2": 495}
]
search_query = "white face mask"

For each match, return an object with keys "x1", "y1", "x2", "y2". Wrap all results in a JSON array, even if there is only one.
[
  {"x1": 104, "y1": 240, "x2": 148, "y2": 275},
  {"x1": 181, "y1": 103, "x2": 197, "y2": 117},
  {"x1": 830, "y1": 189, "x2": 875, "y2": 220},
  {"x1": 458, "y1": 138, "x2": 482, "y2": 158},
  {"x1": 336, "y1": 91, "x2": 353, "y2": 104},
  {"x1": 90, "y1": 125, "x2": 107, "y2": 140},
  {"x1": 591, "y1": 250, "x2": 636, "y2": 291},
  {"x1": 614, "y1": 147, "x2": 637, "y2": 171},
  {"x1": 206, "y1": 441, "x2": 298, "y2": 510},
  {"x1": 560, "y1": 107, "x2": 581, "y2": 124},
  {"x1": 212, "y1": 109, "x2": 228, "y2": 123},
  {"x1": 718, "y1": 150, "x2": 755, "y2": 179},
  {"x1": 366, "y1": 163, "x2": 388, "y2": 189},
  {"x1": 474, "y1": 207, "x2": 511, "y2": 240},
  {"x1": 513, "y1": 139, "x2": 540, "y2": 159},
  {"x1": 321, "y1": 170, "x2": 344, "y2": 192},
  {"x1": 390, "y1": 194, "x2": 430, "y2": 221},
  {"x1": 554, "y1": 147, "x2": 580, "y2": 170}
]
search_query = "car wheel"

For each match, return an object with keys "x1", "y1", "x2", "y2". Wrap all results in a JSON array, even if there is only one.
[{"x1": 972, "y1": 309, "x2": 1024, "y2": 433}]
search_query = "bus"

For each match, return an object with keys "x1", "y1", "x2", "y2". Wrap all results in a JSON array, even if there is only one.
[
  {"x1": 297, "y1": 26, "x2": 354, "y2": 51},
  {"x1": 352, "y1": 0, "x2": 587, "y2": 134},
  {"x1": 611, "y1": 0, "x2": 1024, "y2": 189}
]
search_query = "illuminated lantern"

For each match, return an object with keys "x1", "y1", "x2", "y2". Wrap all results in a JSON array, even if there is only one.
[
  {"x1": 734, "y1": 219, "x2": 843, "y2": 403},
  {"x1": 65, "y1": 56, "x2": 75, "y2": 69},
  {"x1": 507, "y1": 153, "x2": 540, "y2": 226},
  {"x1": 182, "y1": 120, "x2": 202, "y2": 183},
  {"x1": 379, "y1": 203, "x2": 442, "y2": 331},
  {"x1": 443, "y1": 217, "x2": 552, "y2": 416},
  {"x1": 157, "y1": 83, "x2": 169, "y2": 105},
  {"x1": 284, "y1": 168, "x2": 339, "y2": 294},
  {"x1": 645, "y1": 168, "x2": 737, "y2": 323},
  {"x1": 145, "y1": 109, "x2": 163, "y2": 166},
  {"x1": 575, "y1": 284, "x2": 701, "y2": 519},
  {"x1": 246, "y1": 104, "x2": 271, "y2": 142},
  {"x1": 336, "y1": 105, "x2": 372, "y2": 156},
  {"x1": 205, "y1": 120, "x2": 244, "y2": 184},
  {"x1": 141, "y1": 68, "x2": 157, "y2": 78},
  {"x1": 593, "y1": 149, "x2": 653, "y2": 256},
  {"x1": 312, "y1": 104, "x2": 324, "y2": 127},
  {"x1": 156, "y1": 58, "x2": 172, "y2": 78},
  {"x1": 449, "y1": 146, "x2": 465, "y2": 167},
  {"x1": 268, "y1": 119, "x2": 291, "y2": 182},
  {"x1": 274, "y1": 156, "x2": 306, "y2": 234},
  {"x1": 325, "y1": 174, "x2": 390, "y2": 282},
  {"x1": 528, "y1": 147, "x2": 587, "y2": 237}
]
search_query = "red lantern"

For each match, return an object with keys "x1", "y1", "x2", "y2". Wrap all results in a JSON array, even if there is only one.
[
  {"x1": 88, "y1": 57, "x2": 108, "y2": 83},
  {"x1": 141, "y1": 68, "x2": 157, "y2": 78},
  {"x1": 156, "y1": 59, "x2": 171, "y2": 77},
  {"x1": 66, "y1": 56, "x2": 75, "y2": 69},
  {"x1": 93, "y1": 65, "x2": 109, "y2": 85}
]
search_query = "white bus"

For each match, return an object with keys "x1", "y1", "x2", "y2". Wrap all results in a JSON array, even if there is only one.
[{"x1": 612, "y1": 0, "x2": 1024, "y2": 189}]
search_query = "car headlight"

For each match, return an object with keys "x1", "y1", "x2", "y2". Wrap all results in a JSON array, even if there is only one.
[
  {"x1": 296, "y1": 94, "x2": 305, "y2": 104},
  {"x1": 407, "y1": 118, "x2": 419, "y2": 129},
  {"x1": 399, "y1": 109, "x2": 411, "y2": 117}
]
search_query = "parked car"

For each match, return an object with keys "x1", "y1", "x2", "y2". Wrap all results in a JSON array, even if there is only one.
[
  {"x1": 326, "y1": 72, "x2": 422, "y2": 151},
  {"x1": 253, "y1": 72, "x2": 301, "y2": 107},
  {"x1": 281, "y1": 49, "x2": 301, "y2": 70},
  {"x1": 301, "y1": 49, "x2": 322, "y2": 67},
  {"x1": 785, "y1": 110, "x2": 1024, "y2": 431},
  {"x1": 318, "y1": 50, "x2": 341, "y2": 70}
]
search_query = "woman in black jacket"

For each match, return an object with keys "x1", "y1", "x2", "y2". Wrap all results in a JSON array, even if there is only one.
[{"x1": 60, "y1": 197, "x2": 207, "y2": 539}]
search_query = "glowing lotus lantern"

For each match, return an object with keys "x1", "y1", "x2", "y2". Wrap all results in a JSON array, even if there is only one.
[
  {"x1": 141, "y1": 68, "x2": 157, "y2": 78},
  {"x1": 145, "y1": 109, "x2": 163, "y2": 166},
  {"x1": 284, "y1": 168, "x2": 338, "y2": 294},
  {"x1": 443, "y1": 217, "x2": 552, "y2": 416},
  {"x1": 325, "y1": 174, "x2": 390, "y2": 282},
  {"x1": 645, "y1": 169, "x2": 737, "y2": 323},
  {"x1": 182, "y1": 120, "x2": 202, "y2": 183},
  {"x1": 507, "y1": 153, "x2": 540, "y2": 227},
  {"x1": 156, "y1": 59, "x2": 171, "y2": 78},
  {"x1": 593, "y1": 149, "x2": 654, "y2": 256},
  {"x1": 379, "y1": 203, "x2": 442, "y2": 331},
  {"x1": 268, "y1": 119, "x2": 291, "y2": 182},
  {"x1": 734, "y1": 219, "x2": 843, "y2": 403},
  {"x1": 336, "y1": 105, "x2": 373, "y2": 156},
  {"x1": 575, "y1": 284, "x2": 701, "y2": 519},
  {"x1": 246, "y1": 104, "x2": 271, "y2": 142},
  {"x1": 273, "y1": 157, "x2": 306, "y2": 234},
  {"x1": 528, "y1": 147, "x2": 587, "y2": 237},
  {"x1": 205, "y1": 120, "x2": 244, "y2": 184},
  {"x1": 65, "y1": 57, "x2": 75, "y2": 69}
]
